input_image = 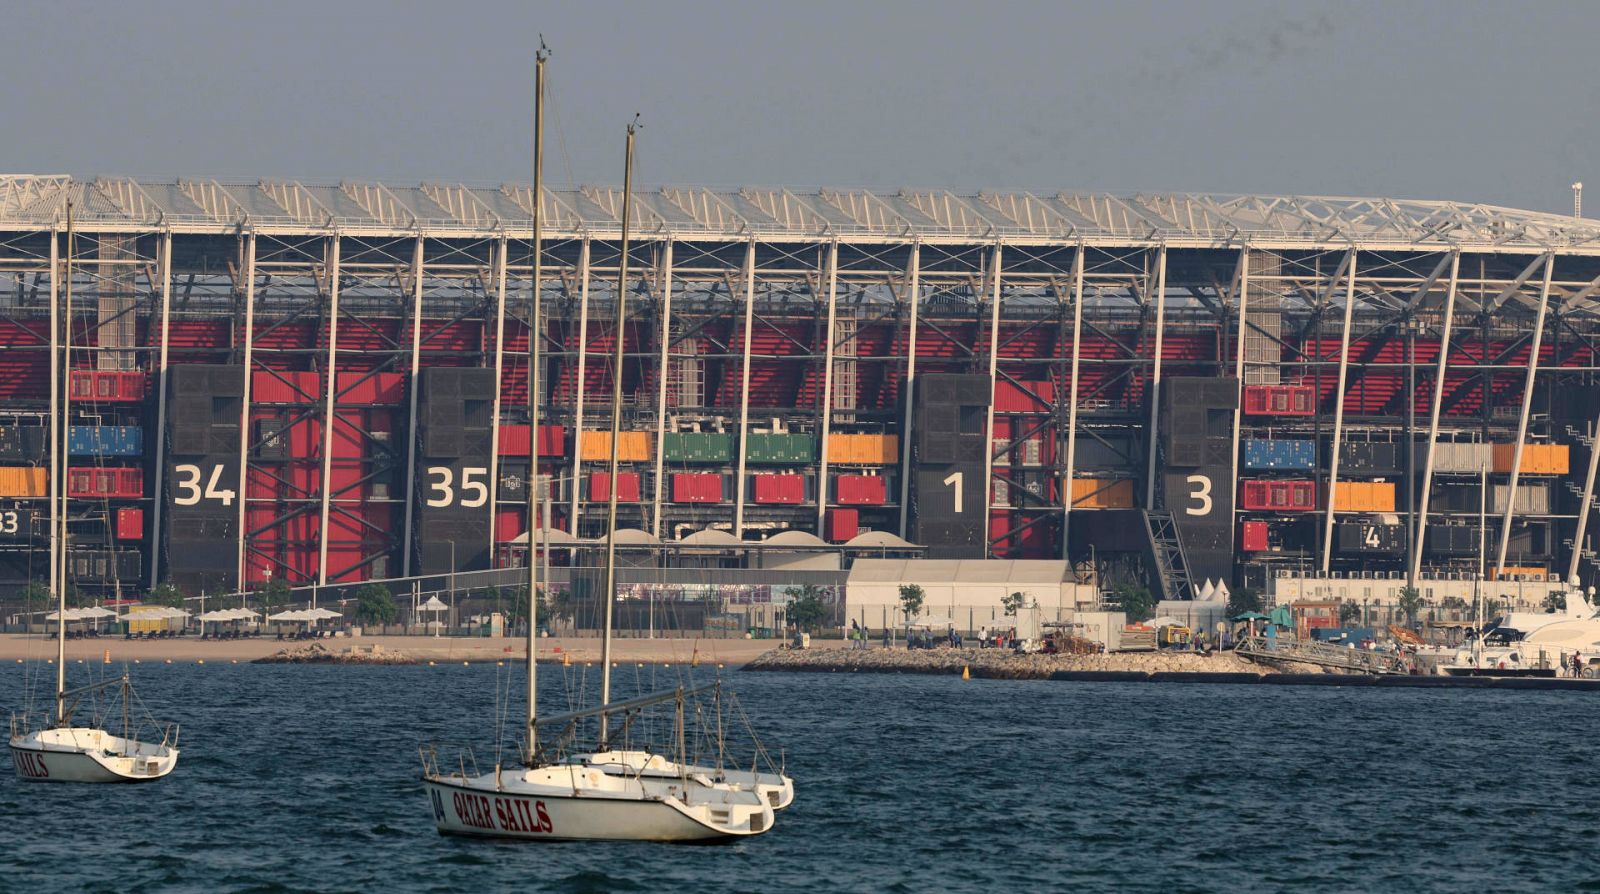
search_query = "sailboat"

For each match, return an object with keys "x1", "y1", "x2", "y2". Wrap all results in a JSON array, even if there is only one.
[
  {"x1": 10, "y1": 199, "x2": 181, "y2": 783},
  {"x1": 420, "y1": 50, "x2": 774, "y2": 841}
]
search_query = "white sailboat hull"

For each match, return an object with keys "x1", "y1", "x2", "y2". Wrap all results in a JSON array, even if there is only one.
[
  {"x1": 10, "y1": 727, "x2": 179, "y2": 783},
  {"x1": 423, "y1": 765, "x2": 773, "y2": 843}
]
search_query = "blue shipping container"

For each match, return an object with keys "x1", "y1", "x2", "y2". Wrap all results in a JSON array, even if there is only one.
[
  {"x1": 67, "y1": 426, "x2": 144, "y2": 457},
  {"x1": 1242, "y1": 439, "x2": 1315, "y2": 471}
]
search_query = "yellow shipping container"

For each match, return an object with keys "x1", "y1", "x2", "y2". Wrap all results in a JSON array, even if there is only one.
[
  {"x1": 1491, "y1": 443, "x2": 1569, "y2": 475},
  {"x1": 0, "y1": 467, "x2": 47, "y2": 498},
  {"x1": 579, "y1": 431, "x2": 653, "y2": 462},
  {"x1": 827, "y1": 434, "x2": 898, "y2": 465},
  {"x1": 1493, "y1": 566, "x2": 1547, "y2": 580},
  {"x1": 1331, "y1": 480, "x2": 1396, "y2": 512},
  {"x1": 1071, "y1": 478, "x2": 1134, "y2": 509}
]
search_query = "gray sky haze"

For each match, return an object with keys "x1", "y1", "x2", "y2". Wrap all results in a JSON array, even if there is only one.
[{"x1": 8, "y1": 0, "x2": 1599, "y2": 214}]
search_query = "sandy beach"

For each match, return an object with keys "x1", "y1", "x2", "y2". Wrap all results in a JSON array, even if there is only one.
[{"x1": 0, "y1": 633, "x2": 777, "y2": 666}]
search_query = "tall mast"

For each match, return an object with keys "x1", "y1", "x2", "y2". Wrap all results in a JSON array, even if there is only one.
[
  {"x1": 598, "y1": 118, "x2": 638, "y2": 748},
  {"x1": 56, "y1": 200, "x2": 73, "y2": 723},
  {"x1": 523, "y1": 42, "x2": 547, "y2": 765}
]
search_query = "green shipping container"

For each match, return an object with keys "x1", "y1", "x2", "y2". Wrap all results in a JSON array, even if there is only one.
[
  {"x1": 745, "y1": 432, "x2": 816, "y2": 465},
  {"x1": 662, "y1": 432, "x2": 734, "y2": 464}
]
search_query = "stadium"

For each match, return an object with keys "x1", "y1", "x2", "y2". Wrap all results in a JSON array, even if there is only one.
[{"x1": 4, "y1": 174, "x2": 1600, "y2": 612}]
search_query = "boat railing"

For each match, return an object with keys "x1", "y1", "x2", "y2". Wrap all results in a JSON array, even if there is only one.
[{"x1": 419, "y1": 742, "x2": 484, "y2": 780}]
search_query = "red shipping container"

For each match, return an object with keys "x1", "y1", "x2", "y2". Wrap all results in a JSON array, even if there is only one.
[
  {"x1": 824, "y1": 508, "x2": 858, "y2": 542},
  {"x1": 67, "y1": 467, "x2": 143, "y2": 499},
  {"x1": 1240, "y1": 520, "x2": 1269, "y2": 552},
  {"x1": 590, "y1": 471, "x2": 641, "y2": 503},
  {"x1": 1240, "y1": 479, "x2": 1316, "y2": 512},
  {"x1": 497, "y1": 424, "x2": 566, "y2": 458},
  {"x1": 671, "y1": 472, "x2": 721, "y2": 503},
  {"x1": 1242, "y1": 384, "x2": 1316, "y2": 417},
  {"x1": 70, "y1": 370, "x2": 146, "y2": 402},
  {"x1": 835, "y1": 474, "x2": 887, "y2": 505},
  {"x1": 335, "y1": 371, "x2": 405, "y2": 404},
  {"x1": 752, "y1": 474, "x2": 805, "y2": 504},
  {"x1": 993, "y1": 379, "x2": 1054, "y2": 413},
  {"x1": 252, "y1": 370, "x2": 322, "y2": 404},
  {"x1": 115, "y1": 507, "x2": 144, "y2": 541}
]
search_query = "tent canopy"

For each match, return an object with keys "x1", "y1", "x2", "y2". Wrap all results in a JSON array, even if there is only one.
[{"x1": 418, "y1": 596, "x2": 449, "y2": 612}]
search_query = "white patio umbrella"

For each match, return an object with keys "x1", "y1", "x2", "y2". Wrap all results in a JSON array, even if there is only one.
[
  {"x1": 418, "y1": 595, "x2": 449, "y2": 637},
  {"x1": 267, "y1": 609, "x2": 312, "y2": 623}
]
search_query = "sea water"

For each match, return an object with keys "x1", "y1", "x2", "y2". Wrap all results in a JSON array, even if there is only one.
[{"x1": 2, "y1": 662, "x2": 1596, "y2": 892}]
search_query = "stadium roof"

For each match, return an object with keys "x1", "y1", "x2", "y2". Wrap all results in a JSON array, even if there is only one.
[{"x1": 3, "y1": 174, "x2": 1600, "y2": 251}]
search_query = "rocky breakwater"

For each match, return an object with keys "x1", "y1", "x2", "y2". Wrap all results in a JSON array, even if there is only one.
[
  {"x1": 743, "y1": 646, "x2": 1275, "y2": 680},
  {"x1": 253, "y1": 643, "x2": 418, "y2": 665}
]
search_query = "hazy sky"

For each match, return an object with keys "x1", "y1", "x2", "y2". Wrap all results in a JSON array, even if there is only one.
[{"x1": 9, "y1": 0, "x2": 1599, "y2": 214}]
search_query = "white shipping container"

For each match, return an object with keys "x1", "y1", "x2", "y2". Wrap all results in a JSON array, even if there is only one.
[
  {"x1": 1492, "y1": 483, "x2": 1551, "y2": 514},
  {"x1": 1432, "y1": 441, "x2": 1492, "y2": 473}
]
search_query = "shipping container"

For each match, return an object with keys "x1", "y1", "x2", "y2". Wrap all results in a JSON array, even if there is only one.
[
  {"x1": 0, "y1": 426, "x2": 46, "y2": 462},
  {"x1": 1424, "y1": 524, "x2": 1481, "y2": 556},
  {"x1": 663, "y1": 432, "x2": 735, "y2": 464},
  {"x1": 826, "y1": 433, "x2": 898, "y2": 465},
  {"x1": 752, "y1": 474, "x2": 805, "y2": 504},
  {"x1": 1069, "y1": 436, "x2": 1136, "y2": 471},
  {"x1": 1431, "y1": 441, "x2": 1493, "y2": 474},
  {"x1": 69, "y1": 370, "x2": 146, "y2": 402},
  {"x1": 993, "y1": 380, "x2": 1054, "y2": 413},
  {"x1": 745, "y1": 432, "x2": 816, "y2": 465},
  {"x1": 0, "y1": 467, "x2": 48, "y2": 498},
  {"x1": 579, "y1": 431, "x2": 653, "y2": 462},
  {"x1": 1240, "y1": 520, "x2": 1269, "y2": 552},
  {"x1": 1492, "y1": 482, "x2": 1552, "y2": 514},
  {"x1": 1070, "y1": 478, "x2": 1135, "y2": 509},
  {"x1": 1330, "y1": 480, "x2": 1397, "y2": 512},
  {"x1": 496, "y1": 424, "x2": 566, "y2": 457},
  {"x1": 1494, "y1": 566, "x2": 1547, "y2": 580},
  {"x1": 588, "y1": 471, "x2": 641, "y2": 503},
  {"x1": 1240, "y1": 479, "x2": 1316, "y2": 511},
  {"x1": 1335, "y1": 520, "x2": 1405, "y2": 554},
  {"x1": 671, "y1": 472, "x2": 722, "y2": 503},
  {"x1": 835, "y1": 474, "x2": 887, "y2": 505},
  {"x1": 824, "y1": 508, "x2": 858, "y2": 542},
  {"x1": 1338, "y1": 441, "x2": 1402, "y2": 475},
  {"x1": 1242, "y1": 439, "x2": 1316, "y2": 471},
  {"x1": 67, "y1": 426, "x2": 144, "y2": 457},
  {"x1": 1242, "y1": 384, "x2": 1316, "y2": 416},
  {"x1": 1491, "y1": 443, "x2": 1569, "y2": 475},
  {"x1": 67, "y1": 467, "x2": 143, "y2": 499},
  {"x1": 115, "y1": 507, "x2": 144, "y2": 541}
]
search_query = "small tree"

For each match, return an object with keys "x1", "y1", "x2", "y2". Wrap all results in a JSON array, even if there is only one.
[
  {"x1": 1113, "y1": 582, "x2": 1155, "y2": 622},
  {"x1": 897, "y1": 583, "x2": 926, "y2": 626},
  {"x1": 354, "y1": 583, "x2": 397, "y2": 628},
  {"x1": 784, "y1": 584, "x2": 828, "y2": 634},
  {"x1": 1396, "y1": 586, "x2": 1424, "y2": 627},
  {"x1": 501, "y1": 586, "x2": 531, "y2": 631},
  {"x1": 542, "y1": 586, "x2": 573, "y2": 632},
  {"x1": 1000, "y1": 591, "x2": 1026, "y2": 617},
  {"x1": 1227, "y1": 586, "x2": 1263, "y2": 618},
  {"x1": 19, "y1": 581, "x2": 51, "y2": 612},
  {"x1": 1338, "y1": 601, "x2": 1361, "y2": 627},
  {"x1": 149, "y1": 582, "x2": 188, "y2": 608},
  {"x1": 259, "y1": 578, "x2": 292, "y2": 614},
  {"x1": 1484, "y1": 597, "x2": 1504, "y2": 620},
  {"x1": 1541, "y1": 589, "x2": 1567, "y2": 613}
]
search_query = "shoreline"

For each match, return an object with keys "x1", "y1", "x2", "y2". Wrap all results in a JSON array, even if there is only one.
[{"x1": 0, "y1": 633, "x2": 771, "y2": 666}]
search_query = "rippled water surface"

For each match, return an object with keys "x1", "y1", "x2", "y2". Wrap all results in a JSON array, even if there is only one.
[{"x1": 3, "y1": 661, "x2": 1598, "y2": 893}]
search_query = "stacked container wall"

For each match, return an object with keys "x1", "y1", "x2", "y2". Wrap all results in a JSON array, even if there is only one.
[
  {"x1": 1331, "y1": 481, "x2": 1397, "y2": 512},
  {"x1": 1491, "y1": 443, "x2": 1570, "y2": 475},
  {"x1": 579, "y1": 431, "x2": 653, "y2": 462},
  {"x1": 1242, "y1": 439, "x2": 1316, "y2": 471}
]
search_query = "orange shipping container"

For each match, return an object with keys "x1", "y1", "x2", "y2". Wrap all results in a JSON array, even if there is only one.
[
  {"x1": 1331, "y1": 480, "x2": 1396, "y2": 512},
  {"x1": 0, "y1": 467, "x2": 47, "y2": 498},
  {"x1": 1491, "y1": 443, "x2": 1569, "y2": 475},
  {"x1": 1070, "y1": 478, "x2": 1134, "y2": 509},
  {"x1": 827, "y1": 434, "x2": 898, "y2": 465},
  {"x1": 578, "y1": 431, "x2": 652, "y2": 462}
]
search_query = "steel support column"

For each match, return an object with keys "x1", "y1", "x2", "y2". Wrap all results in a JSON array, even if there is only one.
[
  {"x1": 981, "y1": 243, "x2": 1005, "y2": 554},
  {"x1": 148, "y1": 230, "x2": 173, "y2": 589},
  {"x1": 896, "y1": 242, "x2": 922, "y2": 537},
  {"x1": 567, "y1": 239, "x2": 592, "y2": 529},
  {"x1": 1060, "y1": 244, "x2": 1086, "y2": 557},
  {"x1": 1142, "y1": 245, "x2": 1168, "y2": 509},
  {"x1": 316, "y1": 234, "x2": 342, "y2": 586},
  {"x1": 235, "y1": 233, "x2": 258, "y2": 588},
  {"x1": 400, "y1": 236, "x2": 424, "y2": 577},
  {"x1": 1320, "y1": 249, "x2": 1359, "y2": 574},
  {"x1": 1227, "y1": 247, "x2": 1251, "y2": 545},
  {"x1": 814, "y1": 241, "x2": 840, "y2": 533},
  {"x1": 649, "y1": 240, "x2": 673, "y2": 538},
  {"x1": 733, "y1": 238, "x2": 757, "y2": 536},
  {"x1": 1493, "y1": 253, "x2": 1556, "y2": 577},
  {"x1": 486, "y1": 237, "x2": 509, "y2": 558},
  {"x1": 1408, "y1": 252, "x2": 1461, "y2": 587}
]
